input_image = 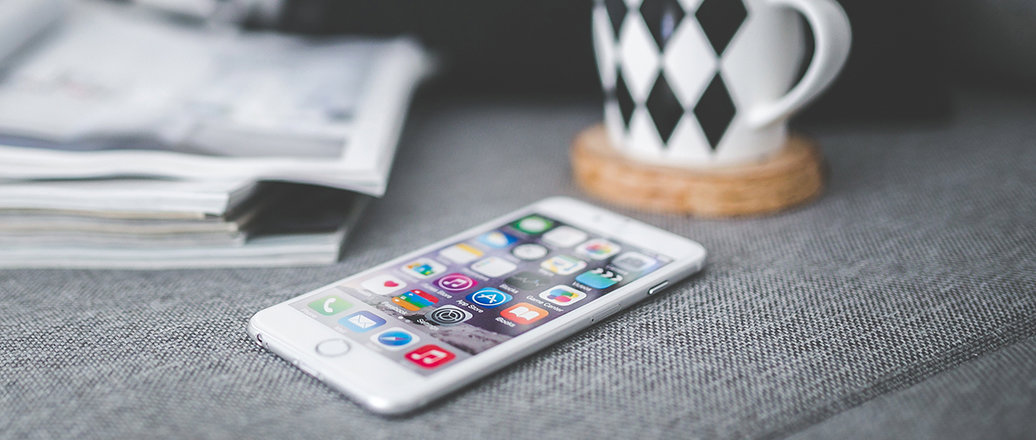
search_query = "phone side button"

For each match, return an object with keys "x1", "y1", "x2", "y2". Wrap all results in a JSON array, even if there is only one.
[
  {"x1": 647, "y1": 281, "x2": 670, "y2": 295},
  {"x1": 294, "y1": 360, "x2": 323, "y2": 380},
  {"x1": 590, "y1": 304, "x2": 621, "y2": 323},
  {"x1": 315, "y1": 339, "x2": 351, "y2": 357}
]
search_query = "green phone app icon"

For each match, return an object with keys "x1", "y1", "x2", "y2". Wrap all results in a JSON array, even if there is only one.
[{"x1": 308, "y1": 295, "x2": 352, "y2": 315}]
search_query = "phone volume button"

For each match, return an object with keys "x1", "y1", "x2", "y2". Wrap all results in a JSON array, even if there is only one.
[
  {"x1": 648, "y1": 281, "x2": 670, "y2": 295},
  {"x1": 591, "y1": 304, "x2": 621, "y2": 323},
  {"x1": 294, "y1": 360, "x2": 322, "y2": 380}
]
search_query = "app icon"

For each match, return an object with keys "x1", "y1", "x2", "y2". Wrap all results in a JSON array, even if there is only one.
[
  {"x1": 400, "y1": 258, "x2": 446, "y2": 279},
  {"x1": 478, "y1": 231, "x2": 518, "y2": 249},
  {"x1": 505, "y1": 271, "x2": 552, "y2": 291},
  {"x1": 575, "y1": 268, "x2": 623, "y2": 289},
  {"x1": 435, "y1": 273, "x2": 477, "y2": 292},
  {"x1": 466, "y1": 288, "x2": 513, "y2": 308},
  {"x1": 576, "y1": 238, "x2": 622, "y2": 260},
  {"x1": 511, "y1": 243, "x2": 549, "y2": 260},
  {"x1": 339, "y1": 311, "x2": 387, "y2": 332},
  {"x1": 391, "y1": 289, "x2": 440, "y2": 311},
  {"x1": 512, "y1": 215, "x2": 555, "y2": 235},
  {"x1": 360, "y1": 274, "x2": 408, "y2": 295},
  {"x1": 539, "y1": 285, "x2": 588, "y2": 306},
  {"x1": 501, "y1": 302, "x2": 549, "y2": 325},
  {"x1": 470, "y1": 256, "x2": 518, "y2": 278},
  {"x1": 426, "y1": 305, "x2": 473, "y2": 326},
  {"x1": 542, "y1": 226, "x2": 588, "y2": 248},
  {"x1": 307, "y1": 295, "x2": 352, "y2": 315},
  {"x1": 439, "y1": 242, "x2": 484, "y2": 264},
  {"x1": 405, "y1": 344, "x2": 456, "y2": 369},
  {"x1": 540, "y1": 255, "x2": 587, "y2": 275},
  {"x1": 371, "y1": 328, "x2": 419, "y2": 350},
  {"x1": 612, "y1": 252, "x2": 658, "y2": 273}
]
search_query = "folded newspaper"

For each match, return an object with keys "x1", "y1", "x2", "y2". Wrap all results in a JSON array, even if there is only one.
[
  {"x1": 0, "y1": 183, "x2": 370, "y2": 269},
  {"x1": 0, "y1": 0, "x2": 431, "y2": 269}
]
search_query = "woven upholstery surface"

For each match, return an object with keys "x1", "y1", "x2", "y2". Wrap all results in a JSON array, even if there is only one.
[
  {"x1": 2, "y1": 90, "x2": 1034, "y2": 439},
  {"x1": 791, "y1": 333, "x2": 1036, "y2": 440}
]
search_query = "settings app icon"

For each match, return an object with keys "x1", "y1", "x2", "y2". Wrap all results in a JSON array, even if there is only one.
[{"x1": 426, "y1": 305, "x2": 473, "y2": 326}]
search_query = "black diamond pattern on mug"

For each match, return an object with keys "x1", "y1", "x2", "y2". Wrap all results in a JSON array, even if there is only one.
[
  {"x1": 693, "y1": 74, "x2": 737, "y2": 149},
  {"x1": 696, "y1": 0, "x2": 748, "y2": 55},
  {"x1": 604, "y1": 0, "x2": 628, "y2": 37},
  {"x1": 640, "y1": 0, "x2": 685, "y2": 50},
  {"x1": 645, "y1": 73, "x2": 684, "y2": 144},
  {"x1": 615, "y1": 70, "x2": 636, "y2": 128}
]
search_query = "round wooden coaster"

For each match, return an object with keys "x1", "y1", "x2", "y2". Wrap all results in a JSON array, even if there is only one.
[{"x1": 571, "y1": 124, "x2": 826, "y2": 217}]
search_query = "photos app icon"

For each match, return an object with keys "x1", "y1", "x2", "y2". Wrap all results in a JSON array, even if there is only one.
[{"x1": 576, "y1": 239, "x2": 621, "y2": 260}]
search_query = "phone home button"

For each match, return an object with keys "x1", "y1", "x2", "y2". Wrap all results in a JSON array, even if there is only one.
[{"x1": 315, "y1": 339, "x2": 351, "y2": 357}]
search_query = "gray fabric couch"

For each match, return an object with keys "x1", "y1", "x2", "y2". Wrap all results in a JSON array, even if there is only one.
[{"x1": 2, "y1": 88, "x2": 1033, "y2": 439}]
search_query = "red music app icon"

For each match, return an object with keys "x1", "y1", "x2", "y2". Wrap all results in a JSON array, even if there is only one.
[{"x1": 405, "y1": 344, "x2": 456, "y2": 369}]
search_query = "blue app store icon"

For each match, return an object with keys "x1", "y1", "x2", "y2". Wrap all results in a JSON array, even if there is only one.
[{"x1": 466, "y1": 287, "x2": 513, "y2": 308}]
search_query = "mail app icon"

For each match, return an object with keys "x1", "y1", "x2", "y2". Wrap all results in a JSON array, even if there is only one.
[{"x1": 339, "y1": 311, "x2": 387, "y2": 333}]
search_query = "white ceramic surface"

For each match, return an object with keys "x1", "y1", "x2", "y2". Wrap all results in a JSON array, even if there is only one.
[{"x1": 594, "y1": 0, "x2": 851, "y2": 167}]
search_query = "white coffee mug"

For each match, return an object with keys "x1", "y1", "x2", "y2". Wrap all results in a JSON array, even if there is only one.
[{"x1": 593, "y1": 0, "x2": 851, "y2": 166}]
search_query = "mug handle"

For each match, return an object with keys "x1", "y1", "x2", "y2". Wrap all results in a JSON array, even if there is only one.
[{"x1": 746, "y1": 0, "x2": 852, "y2": 127}]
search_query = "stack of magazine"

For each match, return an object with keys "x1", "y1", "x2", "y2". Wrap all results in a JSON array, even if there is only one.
[{"x1": 0, "y1": 0, "x2": 431, "y2": 269}]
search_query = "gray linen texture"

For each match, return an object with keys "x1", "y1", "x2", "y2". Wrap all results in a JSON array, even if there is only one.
[
  {"x1": 1, "y1": 90, "x2": 1034, "y2": 439},
  {"x1": 792, "y1": 334, "x2": 1036, "y2": 440}
]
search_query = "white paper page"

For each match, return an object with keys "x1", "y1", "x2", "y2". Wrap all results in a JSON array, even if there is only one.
[
  {"x1": 0, "y1": 178, "x2": 256, "y2": 216},
  {"x1": 0, "y1": 0, "x2": 431, "y2": 196}
]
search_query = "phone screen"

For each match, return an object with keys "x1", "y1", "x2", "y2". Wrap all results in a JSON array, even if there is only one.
[{"x1": 290, "y1": 212, "x2": 672, "y2": 374}]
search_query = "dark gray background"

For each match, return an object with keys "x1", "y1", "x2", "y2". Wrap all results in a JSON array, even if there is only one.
[
  {"x1": 275, "y1": 0, "x2": 1036, "y2": 122},
  {"x1": 2, "y1": 87, "x2": 1033, "y2": 439}
]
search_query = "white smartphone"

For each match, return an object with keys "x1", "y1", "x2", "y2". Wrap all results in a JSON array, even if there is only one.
[{"x1": 247, "y1": 197, "x2": 706, "y2": 414}]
